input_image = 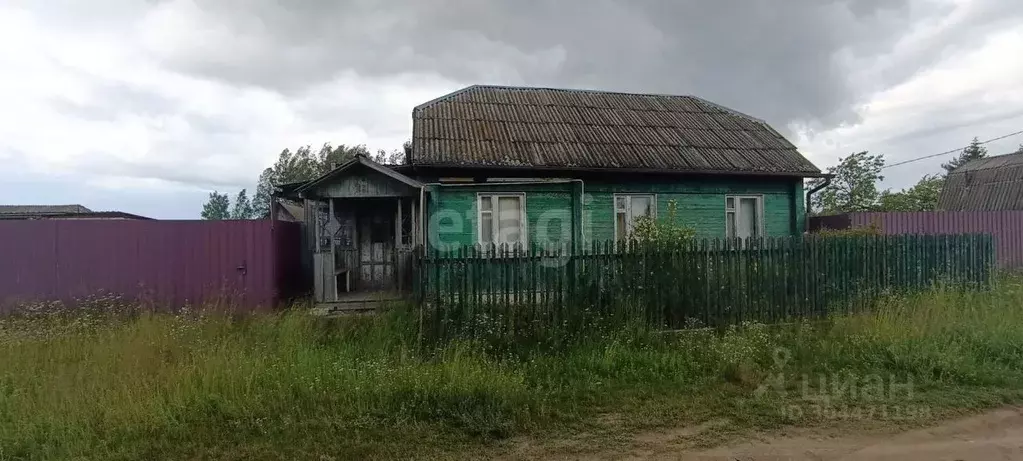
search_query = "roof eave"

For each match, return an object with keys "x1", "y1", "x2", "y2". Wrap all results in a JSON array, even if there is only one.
[{"x1": 408, "y1": 163, "x2": 825, "y2": 178}]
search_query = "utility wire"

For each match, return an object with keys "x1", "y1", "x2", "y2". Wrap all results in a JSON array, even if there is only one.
[{"x1": 882, "y1": 129, "x2": 1023, "y2": 169}]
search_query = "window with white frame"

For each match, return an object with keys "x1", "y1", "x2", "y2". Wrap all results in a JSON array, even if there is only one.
[
  {"x1": 614, "y1": 194, "x2": 655, "y2": 240},
  {"x1": 725, "y1": 195, "x2": 763, "y2": 239},
  {"x1": 478, "y1": 194, "x2": 525, "y2": 246}
]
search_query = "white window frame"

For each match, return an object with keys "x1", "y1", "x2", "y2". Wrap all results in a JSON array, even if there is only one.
[
  {"x1": 613, "y1": 193, "x2": 657, "y2": 241},
  {"x1": 476, "y1": 193, "x2": 527, "y2": 248},
  {"x1": 725, "y1": 195, "x2": 764, "y2": 239}
]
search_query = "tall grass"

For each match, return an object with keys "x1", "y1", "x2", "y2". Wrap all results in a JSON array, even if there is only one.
[{"x1": 3, "y1": 279, "x2": 1023, "y2": 460}]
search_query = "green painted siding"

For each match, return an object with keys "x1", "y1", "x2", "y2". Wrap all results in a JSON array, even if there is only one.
[
  {"x1": 429, "y1": 183, "x2": 574, "y2": 250},
  {"x1": 583, "y1": 178, "x2": 803, "y2": 244},
  {"x1": 795, "y1": 181, "x2": 806, "y2": 233},
  {"x1": 427, "y1": 177, "x2": 805, "y2": 250}
]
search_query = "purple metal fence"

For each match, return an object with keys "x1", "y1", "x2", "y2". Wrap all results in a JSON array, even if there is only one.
[
  {"x1": 0, "y1": 220, "x2": 305, "y2": 312},
  {"x1": 810, "y1": 211, "x2": 1023, "y2": 269}
]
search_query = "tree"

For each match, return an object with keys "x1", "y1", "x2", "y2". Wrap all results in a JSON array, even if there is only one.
[
  {"x1": 250, "y1": 143, "x2": 375, "y2": 218},
  {"x1": 318, "y1": 143, "x2": 371, "y2": 170},
  {"x1": 808, "y1": 151, "x2": 885, "y2": 214},
  {"x1": 942, "y1": 137, "x2": 988, "y2": 173},
  {"x1": 200, "y1": 191, "x2": 231, "y2": 220},
  {"x1": 1016, "y1": 144, "x2": 1023, "y2": 155},
  {"x1": 372, "y1": 140, "x2": 412, "y2": 165},
  {"x1": 373, "y1": 148, "x2": 405, "y2": 165},
  {"x1": 231, "y1": 189, "x2": 255, "y2": 219},
  {"x1": 208, "y1": 140, "x2": 408, "y2": 219},
  {"x1": 878, "y1": 174, "x2": 944, "y2": 212},
  {"x1": 251, "y1": 168, "x2": 277, "y2": 219},
  {"x1": 249, "y1": 141, "x2": 411, "y2": 218}
]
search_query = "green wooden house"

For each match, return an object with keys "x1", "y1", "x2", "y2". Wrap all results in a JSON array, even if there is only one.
[{"x1": 285, "y1": 85, "x2": 823, "y2": 309}]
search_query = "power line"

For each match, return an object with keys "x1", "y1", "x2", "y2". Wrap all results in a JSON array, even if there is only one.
[{"x1": 882, "y1": 129, "x2": 1023, "y2": 169}]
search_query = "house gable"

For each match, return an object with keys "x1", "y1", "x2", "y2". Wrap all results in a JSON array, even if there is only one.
[{"x1": 297, "y1": 155, "x2": 422, "y2": 199}]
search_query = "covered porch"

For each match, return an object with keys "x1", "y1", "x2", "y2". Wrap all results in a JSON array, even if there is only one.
[{"x1": 296, "y1": 155, "x2": 424, "y2": 311}]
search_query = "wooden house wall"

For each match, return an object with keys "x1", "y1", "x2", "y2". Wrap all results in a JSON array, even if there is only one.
[{"x1": 425, "y1": 176, "x2": 804, "y2": 250}]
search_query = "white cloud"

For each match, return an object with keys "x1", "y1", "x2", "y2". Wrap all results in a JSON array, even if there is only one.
[
  {"x1": 797, "y1": 20, "x2": 1023, "y2": 189},
  {"x1": 0, "y1": 2, "x2": 461, "y2": 202}
]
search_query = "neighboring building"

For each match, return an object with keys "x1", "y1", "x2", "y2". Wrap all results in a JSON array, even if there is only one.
[
  {"x1": 938, "y1": 151, "x2": 1023, "y2": 211},
  {"x1": 281, "y1": 85, "x2": 823, "y2": 308},
  {"x1": 271, "y1": 181, "x2": 311, "y2": 222},
  {"x1": 273, "y1": 199, "x2": 305, "y2": 222},
  {"x1": 0, "y1": 205, "x2": 93, "y2": 219},
  {"x1": 0, "y1": 205, "x2": 151, "y2": 220}
]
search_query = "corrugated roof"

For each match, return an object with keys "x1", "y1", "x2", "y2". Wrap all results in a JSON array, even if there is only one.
[
  {"x1": 939, "y1": 152, "x2": 1023, "y2": 211},
  {"x1": 0, "y1": 205, "x2": 92, "y2": 217},
  {"x1": 411, "y1": 85, "x2": 821, "y2": 176},
  {"x1": 277, "y1": 200, "x2": 305, "y2": 221}
]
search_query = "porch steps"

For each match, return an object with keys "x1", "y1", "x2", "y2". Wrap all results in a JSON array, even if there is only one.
[{"x1": 311, "y1": 299, "x2": 403, "y2": 316}]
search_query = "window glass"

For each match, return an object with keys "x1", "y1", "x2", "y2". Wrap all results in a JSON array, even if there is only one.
[
  {"x1": 497, "y1": 196, "x2": 522, "y2": 244},
  {"x1": 615, "y1": 194, "x2": 656, "y2": 240},
  {"x1": 479, "y1": 195, "x2": 524, "y2": 246},
  {"x1": 616, "y1": 211, "x2": 628, "y2": 241},
  {"x1": 615, "y1": 196, "x2": 627, "y2": 211},
  {"x1": 737, "y1": 197, "x2": 758, "y2": 239},
  {"x1": 725, "y1": 195, "x2": 762, "y2": 239},
  {"x1": 632, "y1": 196, "x2": 652, "y2": 217},
  {"x1": 480, "y1": 211, "x2": 493, "y2": 243}
]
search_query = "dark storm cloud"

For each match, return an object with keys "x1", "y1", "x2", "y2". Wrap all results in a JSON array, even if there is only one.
[{"x1": 149, "y1": 0, "x2": 945, "y2": 131}]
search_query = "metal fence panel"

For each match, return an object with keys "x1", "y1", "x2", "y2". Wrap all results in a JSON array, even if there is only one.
[
  {"x1": 811, "y1": 211, "x2": 1022, "y2": 269},
  {"x1": 0, "y1": 220, "x2": 304, "y2": 312}
]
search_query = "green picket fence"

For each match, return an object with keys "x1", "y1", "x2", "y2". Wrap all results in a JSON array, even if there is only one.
[{"x1": 416, "y1": 234, "x2": 995, "y2": 343}]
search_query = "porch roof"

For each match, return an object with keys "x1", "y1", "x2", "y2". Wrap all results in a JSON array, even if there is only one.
[{"x1": 296, "y1": 154, "x2": 423, "y2": 198}]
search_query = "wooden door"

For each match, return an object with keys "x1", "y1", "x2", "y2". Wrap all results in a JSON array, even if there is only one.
[{"x1": 357, "y1": 209, "x2": 395, "y2": 291}]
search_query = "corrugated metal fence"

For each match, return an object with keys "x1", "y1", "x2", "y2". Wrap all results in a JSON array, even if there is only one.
[
  {"x1": 810, "y1": 211, "x2": 1023, "y2": 269},
  {"x1": 0, "y1": 220, "x2": 305, "y2": 312}
]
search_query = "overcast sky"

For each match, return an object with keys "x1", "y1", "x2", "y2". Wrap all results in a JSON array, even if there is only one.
[{"x1": 2, "y1": 0, "x2": 1022, "y2": 219}]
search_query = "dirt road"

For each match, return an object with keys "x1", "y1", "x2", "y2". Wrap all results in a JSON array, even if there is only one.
[
  {"x1": 680, "y1": 407, "x2": 1023, "y2": 460},
  {"x1": 507, "y1": 407, "x2": 1023, "y2": 460}
]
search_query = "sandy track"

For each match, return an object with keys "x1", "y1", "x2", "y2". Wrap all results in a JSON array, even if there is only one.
[
  {"x1": 681, "y1": 407, "x2": 1023, "y2": 460},
  {"x1": 505, "y1": 407, "x2": 1023, "y2": 460}
]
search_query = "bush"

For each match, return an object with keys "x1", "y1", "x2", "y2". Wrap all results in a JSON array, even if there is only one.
[
  {"x1": 631, "y1": 200, "x2": 696, "y2": 246},
  {"x1": 813, "y1": 222, "x2": 882, "y2": 237}
]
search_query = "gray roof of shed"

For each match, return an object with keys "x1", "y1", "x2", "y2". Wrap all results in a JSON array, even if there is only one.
[
  {"x1": 0, "y1": 205, "x2": 92, "y2": 216},
  {"x1": 938, "y1": 152, "x2": 1023, "y2": 210},
  {"x1": 411, "y1": 85, "x2": 821, "y2": 176}
]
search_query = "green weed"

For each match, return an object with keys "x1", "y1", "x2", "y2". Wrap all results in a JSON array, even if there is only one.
[{"x1": 2, "y1": 279, "x2": 1023, "y2": 459}]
